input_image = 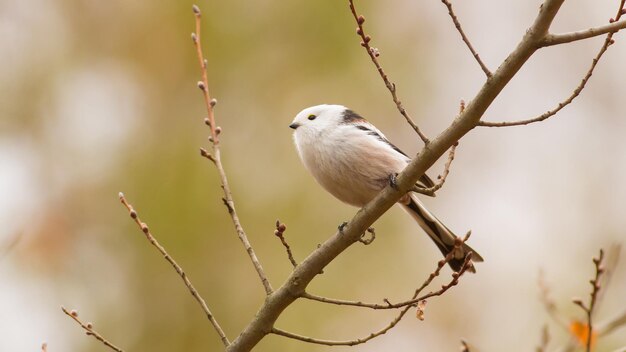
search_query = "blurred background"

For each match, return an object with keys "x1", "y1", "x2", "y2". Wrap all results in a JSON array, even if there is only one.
[{"x1": 1, "y1": 0, "x2": 625, "y2": 351}]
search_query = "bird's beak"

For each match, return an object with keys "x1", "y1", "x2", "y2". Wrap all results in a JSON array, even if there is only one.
[{"x1": 289, "y1": 122, "x2": 300, "y2": 130}]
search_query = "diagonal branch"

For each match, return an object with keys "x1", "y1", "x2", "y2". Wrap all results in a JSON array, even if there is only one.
[
  {"x1": 192, "y1": 5, "x2": 273, "y2": 295},
  {"x1": 61, "y1": 307, "x2": 124, "y2": 352},
  {"x1": 118, "y1": 193, "x2": 230, "y2": 347},
  {"x1": 348, "y1": 0, "x2": 430, "y2": 144},
  {"x1": 226, "y1": 1, "x2": 622, "y2": 351},
  {"x1": 439, "y1": 0, "x2": 492, "y2": 77}
]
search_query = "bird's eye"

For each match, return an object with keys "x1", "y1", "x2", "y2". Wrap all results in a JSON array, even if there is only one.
[{"x1": 307, "y1": 114, "x2": 317, "y2": 121}]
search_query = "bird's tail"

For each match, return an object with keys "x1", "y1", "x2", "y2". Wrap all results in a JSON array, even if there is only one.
[{"x1": 400, "y1": 194, "x2": 483, "y2": 272}]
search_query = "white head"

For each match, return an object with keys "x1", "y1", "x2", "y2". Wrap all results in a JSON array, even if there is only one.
[{"x1": 289, "y1": 104, "x2": 352, "y2": 133}]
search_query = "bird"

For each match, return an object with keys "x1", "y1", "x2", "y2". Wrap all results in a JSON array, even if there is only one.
[{"x1": 289, "y1": 104, "x2": 483, "y2": 272}]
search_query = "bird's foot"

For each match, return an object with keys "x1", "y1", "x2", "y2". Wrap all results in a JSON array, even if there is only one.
[
  {"x1": 388, "y1": 173, "x2": 400, "y2": 190},
  {"x1": 338, "y1": 221, "x2": 348, "y2": 234}
]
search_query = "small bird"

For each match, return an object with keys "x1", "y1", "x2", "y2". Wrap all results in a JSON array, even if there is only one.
[{"x1": 289, "y1": 104, "x2": 483, "y2": 272}]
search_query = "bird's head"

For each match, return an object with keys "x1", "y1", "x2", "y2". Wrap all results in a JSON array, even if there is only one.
[{"x1": 289, "y1": 104, "x2": 353, "y2": 133}]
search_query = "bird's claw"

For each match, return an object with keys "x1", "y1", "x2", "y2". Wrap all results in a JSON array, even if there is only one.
[
  {"x1": 388, "y1": 173, "x2": 400, "y2": 190},
  {"x1": 338, "y1": 221, "x2": 348, "y2": 234}
]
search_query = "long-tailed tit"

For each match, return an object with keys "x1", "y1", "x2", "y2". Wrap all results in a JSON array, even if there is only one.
[{"x1": 289, "y1": 104, "x2": 483, "y2": 271}]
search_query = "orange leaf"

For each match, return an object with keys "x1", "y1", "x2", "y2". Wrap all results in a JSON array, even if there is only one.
[{"x1": 569, "y1": 320, "x2": 597, "y2": 349}]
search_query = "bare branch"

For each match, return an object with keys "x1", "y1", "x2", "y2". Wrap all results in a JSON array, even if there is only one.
[
  {"x1": 61, "y1": 307, "x2": 124, "y2": 352},
  {"x1": 302, "y1": 246, "x2": 473, "y2": 310},
  {"x1": 542, "y1": 20, "x2": 626, "y2": 46},
  {"x1": 572, "y1": 249, "x2": 605, "y2": 352},
  {"x1": 479, "y1": 1, "x2": 625, "y2": 128},
  {"x1": 439, "y1": 0, "x2": 492, "y2": 77},
  {"x1": 118, "y1": 192, "x2": 230, "y2": 347},
  {"x1": 192, "y1": 5, "x2": 273, "y2": 295},
  {"x1": 274, "y1": 220, "x2": 297, "y2": 268},
  {"x1": 348, "y1": 0, "x2": 430, "y2": 144},
  {"x1": 226, "y1": 1, "x2": 625, "y2": 350}
]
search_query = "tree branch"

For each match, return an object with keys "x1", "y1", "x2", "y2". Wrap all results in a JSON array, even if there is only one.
[
  {"x1": 572, "y1": 249, "x2": 605, "y2": 352},
  {"x1": 226, "y1": 1, "x2": 582, "y2": 350},
  {"x1": 61, "y1": 307, "x2": 124, "y2": 352},
  {"x1": 118, "y1": 193, "x2": 230, "y2": 347},
  {"x1": 192, "y1": 5, "x2": 273, "y2": 296},
  {"x1": 479, "y1": 1, "x2": 624, "y2": 128},
  {"x1": 439, "y1": 0, "x2": 492, "y2": 77},
  {"x1": 302, "y1": 241, "x2": 472, "y2": 310},
  {"x1": 542, "y1": 19, "x2": 626, "y2": 46},
  {"x1": 348, "y1": 0, "x2": 430, "y2": 144}
]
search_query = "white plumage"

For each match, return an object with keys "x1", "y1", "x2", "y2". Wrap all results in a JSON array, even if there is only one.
[{"x1": 289, "y1": 104, "x2": 482, "y2": 271}]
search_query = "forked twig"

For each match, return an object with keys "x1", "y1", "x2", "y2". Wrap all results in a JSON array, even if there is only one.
[
  {"x1": 479, "y1": 1, "x2": 626, "y2": 128},
  {"x1": 61, "y1": 307, "x2": 124, "y2": 352},
  {"x1": 192, "y1": 5, "x2": 273, "y2": 296},
  {"x1": 348, "y1": 0, "x2": 430, "y2": 144},
  {"x1": 118, "y1": 193, "x2": 230, "y2": 347}
]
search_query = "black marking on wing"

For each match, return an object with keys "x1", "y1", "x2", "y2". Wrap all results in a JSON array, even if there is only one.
[
  {"x1": 353, "y1": 125, "x2": 408, "y2": 158},
  {"x1": 342, "y1": 109, "x2": 367, "y2": 124}
]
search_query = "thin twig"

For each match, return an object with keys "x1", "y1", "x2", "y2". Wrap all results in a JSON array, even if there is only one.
[
  {"x1": 274, "y1": 220, "x2": 297, "y2": 268},
  {"x1": 61, "y1": 307, "x2": 124, "y2": 352},
  {"x1": 412, "y1": 142, "x2": 458, "y2": 196},
  {"x1": 348, "y1": 0, "x2": 430, "y2": 144},
  {"x1": 479, "y1": 1, "x2": 625, "y2": 128},
  {"x1": 118, "y1": 192, "x2": 230, "y2": 347},
  {"x1": 572, "y1": 249, "x2": 605, "y2": 352},
  {"x1": 440, "y1": 0, "x2": 492, "y2": 77},
  {"x1": 275, "y1": 241, "x2": 473, "y2": 346},
  {"x1": 302, "y1": 251, "x2": 472, "y2": 310},
  {"x1": 192, "y1": 5, "x2": 273, "y2": 295}
]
